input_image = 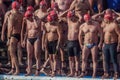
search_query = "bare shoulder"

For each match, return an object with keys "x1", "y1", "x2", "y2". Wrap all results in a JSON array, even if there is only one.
[
  {"x1": 45, "y1": 22, "x2": 49, "y2": 27},
  {"x1": 23, "y1": 17, "x2": 27, "y2": 22},
  {"x1": 101, "y1": 21, "x2": 106, "y2": 28},
  {"x1": 5, "y1": 10, "x2": 11, "y2": 17},
  {"x1": 34, "y1": 9, "x2": 39, "y2": 16},
  {"x1": 80, "y1": 23, "x2": 85, "y2": 29},
  {"x1": 112, "y1": 22, "x2": 119, "y2": 28}
]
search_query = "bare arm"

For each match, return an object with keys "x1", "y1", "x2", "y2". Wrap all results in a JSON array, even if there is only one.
[
  {"x1": 58, "y1": 0, "x2": 77, "y2": 17},
  {"x1": 42, "y1": 23, "x2": 47, "y2": 50},
  {"x1": 57, "y1": 23, "x2": 62, "y2": 49},
  {"x1": 69, "y1": 0, "x2": 76, "y2": 10},
  {"x1": 75, "y1": 11, "x2": 82, "y2": 22},
  {"x1": 115, "y1": 23, "x2": 120, "y2": 46},
  {"x1": 1, "y1": 12, "x2": 9, "y2": 41},
  {"x1": 78, "y1": 24, "x2": 84, "y2": 49},
  {"x1": 97, "y1": 23, "x2": 104, "y2": 48},
  {"x1": 21, "y1": 18, "x2": 27, "y2": 43},
  {"x1": 112, "y1": 10, "x2": 120, "y2": 17}
]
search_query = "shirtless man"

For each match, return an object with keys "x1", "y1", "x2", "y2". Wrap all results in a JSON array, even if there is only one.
[
  {"x1": 21, "y1": 10, "x2": 41, "y2": 76},
  {"x1": 79, "y1": 14, "x2": 103, "y2": 78},
  {"x1": 34, "y1": 0, "x2": 48, "y2": 21},
  {"x1": 68, "y1": 0, "x2": 90, "y2": 19},
  {"x1": 1, "y1": 1, "x2": 23, "y2": 75},
  {"x1": 101, "y1": 10, "x2": 120, "y2": 79},
  {"x1": 52, "y1": 0, "x2": 73, "y2": 74},
  {"x1": 42, "y1": 10, "x2": 61, "y2": 77},
  {"x1": 60, "y1": 10, "x2": 81, "y2": 77}
]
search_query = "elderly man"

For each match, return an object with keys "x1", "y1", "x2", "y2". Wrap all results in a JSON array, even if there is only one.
[{"x1": 79, "y1": 14, "x2": 103, "y2": 78}]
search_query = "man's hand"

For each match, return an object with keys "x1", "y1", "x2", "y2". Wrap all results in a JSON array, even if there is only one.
[
  {"x1": 117, "y1": 45, "x2": 120, "y2": 52},
  {"x1": 21, "y1": 41, "x2": 26, "y2": 48},
  {"x1": 6, "y1": 39, "x2": 10, "y2": 46},
  {"x1": 98, "y1": 43, "x2": 102, "y2": 50},
  {"x1": 42, "y1": 44, "x2": 45, "y2": 51},
  {"x1": 80, "y1": 45, "x2": 84, "y2": 50},
  {"x1": 56, "y1": 45, "x2": 59, "y2": 51}
]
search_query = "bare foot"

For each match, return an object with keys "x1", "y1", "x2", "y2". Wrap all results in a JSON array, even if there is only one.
[
  {"x1": 50, "y1": 71, "x2": 56, "y2": 77},
  {"x1": 6, "y1": 62, "x2": 11, "y2": 66},
  {"x1": 50, "y1": 73, "x2": 55, "y2": 77},
  {"x1": 40, "y1": 70, "x2": 48, "y2": 75},
  {"x1": 25, "y1": 68, "x2": 32, "y2": 76},
  {"x1": 74, "y1": 71, "x2": 78, "y2": 77},
  {"x1": 92, "y1": 74, "x2": 96, "y2": 78},
  {"x1": 61, "y1": 70, "x2": 66, "y2": 76},
  {"x1": 6, "y1": 69, "x2": 14, "y2": 75},
  {"x1": 19, "y1": 62, "x2": 24, "y2": 66},
  {"x1": 35, "y1": 69, "x2": 40, "y2": 76},
  {"x1": 32, "y1": 64, "x2": 36, "y2": 68},
  {"x1": 25, "y1": 72, "x2": 32, "y2": 76},
  {"x1": 114, "y1": 72, "x2": 119, "y2": 80},
  {"x1": 78, "y1": 72, "x2": 86, "y2": 78},
  {"x1": 102, "y1": 73, "x2": 109, "y2": 79},
  {"x1": 67, "y1": 73, "x2": 74, "y2": 77},
  {"x1": 13, "y1": 71, "x2": 19, "y2": 75}
]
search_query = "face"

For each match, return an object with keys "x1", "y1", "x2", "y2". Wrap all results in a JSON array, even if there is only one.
[
  {"x1": 40, "y1": 5, "x2": 47, "y2": 11},
  {"x1": 84, "y1": 14, "x2": 91, "y2": 24},
  {"x1": 69, "y1": 16, "x2": 78, "y2": 22}
]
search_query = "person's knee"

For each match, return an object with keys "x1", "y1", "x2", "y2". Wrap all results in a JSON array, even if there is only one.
[
  {"x1": 82, "y1": 57, "x2": 87, "y2": 63},
  {"x1": 28, "y1": 53, "x2": 33, "y2": 59},
  {"x1": 69, "y1": 57, "x2": 73, "y2": 61},
  {"x1": 35, "y1": 51, "x2": 40, "y2": 58},
  {"x1": 49, "y1": 56, "x2": 53, "y2": 61}
]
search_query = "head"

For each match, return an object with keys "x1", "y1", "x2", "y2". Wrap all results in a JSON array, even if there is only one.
[
  {"x1": 104, "y1": 13, "x2": 113, "y2": 22},
  {"x1": 11, "y1": 1, "x2": 20, "y2": 10},
  {"x1": 105, "y1": 9, "x2": 113, "y2": 15},
  {"x1": 47, "y1": 10, "x2": 58, "y2": 24},
  {"x1": 27, "y1": 6, "x2": 34, "y2": 12},
  {"x1": 84, "y1": 14, "x2": 91, "y2": 23},
  {"x1": 67, "y1": 10, "x2": 78, "y2": 22},
  {"x1": 39, "y1": 0, "x2": 47, "y2": 12},
  {"x1": 51, "y1": 2, "x2": 58, "y2": 10},
  {"x1": 24, "y1": 10, "x2": 33, "y2": 19}
]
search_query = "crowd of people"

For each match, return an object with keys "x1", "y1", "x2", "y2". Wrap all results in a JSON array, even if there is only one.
[{"x1": 0, "y1": 0, "x2": 120, "y2": 79}]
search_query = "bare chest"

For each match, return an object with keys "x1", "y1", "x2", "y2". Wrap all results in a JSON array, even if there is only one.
[
  {"x1": 37, "y1": 11, "x2": 47, "y2": 19},
  {"x1": 27, "y1": 20, "x2": 39, "y2": 30},
  {"x1": 83, "y1": 25, "x2": 97, "y2": 33},
  {"x1": 46, "y1": 24, "x2": 58, "y2": 33},
  {"x1": 103, "y1": 24, "x2": 115, "y2": 33}
]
